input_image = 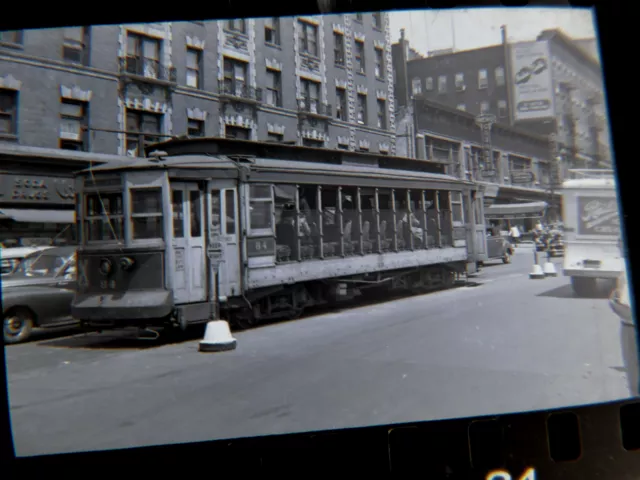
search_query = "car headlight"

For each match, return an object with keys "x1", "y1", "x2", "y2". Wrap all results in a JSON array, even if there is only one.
[{"x1": 99, "y1": 258, "x2": 113, "y2": 276}]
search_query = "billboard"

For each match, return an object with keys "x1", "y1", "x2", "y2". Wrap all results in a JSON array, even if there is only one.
[
  {"x1": 509, "y1": 40, "x2": 555, "y2": 121},
  {"x1": 577, "y1": 196, "x2": 621, "y2": 236}
]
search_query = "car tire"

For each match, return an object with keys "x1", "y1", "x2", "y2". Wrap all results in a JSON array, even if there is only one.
[{"x1": 3, "y1": 308, "x2": 35, "y2": 344}]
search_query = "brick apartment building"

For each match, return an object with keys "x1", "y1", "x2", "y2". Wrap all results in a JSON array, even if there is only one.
[
  {"x1": 0, "y1": 13, "x2": 396, "y2": 244},
  {"x1": 392, "y1": 28, "x2": 611, "y2": 171}
]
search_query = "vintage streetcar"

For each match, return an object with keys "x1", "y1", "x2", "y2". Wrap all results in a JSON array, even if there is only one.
[{"x1": 71, "y1": 138, "x2": 489, "y2": 333}]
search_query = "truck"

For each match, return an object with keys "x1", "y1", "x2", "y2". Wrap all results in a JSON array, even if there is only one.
[{"x1": 561, "y1": 169, "x2": 623, "y2": 297}]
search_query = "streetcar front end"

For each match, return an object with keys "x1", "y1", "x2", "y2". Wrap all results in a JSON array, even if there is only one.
[{"x1": 71, "y1": 169, "x2": 175, "y2": 330}]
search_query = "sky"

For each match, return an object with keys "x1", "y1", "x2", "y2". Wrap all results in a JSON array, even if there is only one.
[{"x1": 388, "y1": 7, "x2": 598, "y2": 55}]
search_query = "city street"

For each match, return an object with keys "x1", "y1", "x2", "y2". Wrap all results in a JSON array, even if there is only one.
[{"x1": 5, "y1": 244, "x2": 630, "y2": 457}]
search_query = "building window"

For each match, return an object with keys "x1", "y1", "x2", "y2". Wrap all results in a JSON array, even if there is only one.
[
  {"x1": 59, "y1": 99, "x2": 88, "y2": 151},
  {"x1": 354, "y1": 40, "x2": 365, "y2": 74},
  {"x1": 334, "y1": 32, "x2": 345, "y2": 67},
  {"x1": 412, "y1": 78, "x2": 422, "y2": 96},
  {"x1": 455, "y1": 72, "x2": 465, "y2": 91},
  {"x1": 372, "y1": 12, "x2": 383, "y2": 29},
  {"x1": 376, "y1": 99, "x2": 386, "y2": 129},
  {"x1": 478, "y1": 69, "x2": 488, "y2": 89},
  {"x1": 0, "y1": 30, "x2": 23, "y2": 46},
  {"x1": 480, "y1": 101, "x2": 490, "y2": 114},
  {"x1": 374, "y1": 47, "x2": 384, "y2": 79},
  {"x1": 226, "y1": 19, "x2": 246, "y2": 34},
  {"x1": 425, "y1": 77, "x2": 434, "y2": 91},
  {"x1": 225, "y1": 125, "x2": 250, "y2": 139},
  {"x1": 222, "y1": 57, "x2": 248, "y2": 96},
  {"x1": 0, "y1": 89, "x2": 18, "y2": 136},
  {"x1": 438, "y1": 75, "x2": 447, "y2": 93},
  {"x1": 265, "y1": 69, "x2": 281, "y2": 107},
  {"x1": 495, "y1": 66, "x2": 505, "y2": 86},
  {"x1": 298, "y1": 21, "x2": 318, "y2": 57},
  {"x1": 357, "y1": 94, "x2": 367, "y2": 125},
  {"x1": 186, "y1": 48, "x2": 202, "y2": 88},
  {"x1": 267, "y1": 132, "x2": 283, "y2": 143},
  {"x1": 63, "y1": 27, "x2": 89, "y2": 65},
  {"x1": 125, "y1": 110, "x2": 163, "y2": 156},
  {"x1": 187, "y1": 119, "x2": 204, "y2": 137},
  {"x1": 265, "y1": 17, "x2": 280, "y2": 45},
  {"x1": 498, "y1": 100, "x2": 507, "y2": 118},
  {"x1": 303, "y1": 138, "x2": 324, "y2": 148},
  {"x1": 126, "y1": 32, "x2": 161, "y2": 79},
  {"x1": 457, "y1": 103, "x2": 466, "y2": 111},
  {"x1": 355, "y1": 13, "x2": 363, "y2": 23},
  {"x1": 300, "y1": 78, "x2": 320, "y2": 113},
  {"x1": 336, "y1": 87, "x2": 347, "y2": 121}
]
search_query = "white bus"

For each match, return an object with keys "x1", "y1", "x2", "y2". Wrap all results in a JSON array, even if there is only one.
[{"x1": 561, "y1": 169, "x2": 623, "y2": 297}]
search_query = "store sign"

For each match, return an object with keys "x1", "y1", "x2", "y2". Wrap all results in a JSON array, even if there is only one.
[
  {"x1": 0, "y1": 174, "x2": 76, "y2": 205},
  {"x1": 510, "y1": 40, "x2": 555, "y2": 121},
  {"x1": 577, "y1": 196, "x2": 620, "y2": 236},
  {"x1": 510, "y1": 170, "x2": 535, "y2": 184}
]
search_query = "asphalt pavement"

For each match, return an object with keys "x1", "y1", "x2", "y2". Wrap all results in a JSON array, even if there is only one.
[{"x1": 5, "y1": 244, "x2": 632, "y2": 457}]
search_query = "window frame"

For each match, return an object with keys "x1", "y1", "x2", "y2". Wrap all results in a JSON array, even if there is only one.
[
  {"x1": 247, "y1": 184, "x2": 275, "y2": 237},
  {"x1": 334, "y1": 32, "x2": 345, "y2": 67},
  {"x1": 62, "y1": 26, "x2": 88, "y2": 66},
  {"x1": 124, "y1": 109, "x2": 163, "y2": 157},
  {"x1": 129, "y1": 186, "x2": 165, "y2": 243},
  {"x1": 186, "y1": 47, "x2": 202, "y2": 89},
  {"x1": 374, "y1": 47, "x2": 384, "y2": 79},
  {"x1": 59, "y1": 98, "x2": 89, "y2": 151},
  {"x1": 298, "y1": 20, "x2": 319, "y2": 58},
  {"x1": 226, "y1": 19, "x2": 246, "y2": 34},
  {"x1": 357, "y1": 93, "x2": 368, "y2": 125},
  {"x1": 354, "y1": 40, "x2": 366, "y2": 74},
  {"x1": 187, "y1": 119, "x2": 205, "y2": 137},
  {"x1": 478, "y1": 68, "x2": 489, "y2": 89},
  {"x1": 335, "y1": 87, "x2": 347, "y2": 121},
  {"x1": 264, "y1": 17, "x2": 280, "y2": 45},
  {"x1": 126, "y1": 32, "x2": 162, "y2": 80},
  {"x1": 376, "y1": 99, "x2": 386, "y2": 130},
  {"x1": 438, "y1": 75, "x2": 447, "y2": 94},
  {"x1": 83, "y1": 190, "x2": 126, "y2": 244},
  {"x1": 265, "y1": 68, "x2": 282, "y2": 107},
  {"x1": 0, "y1": 30, "x2": 24, "y2": 46},
  {"x1": 0, "y1": 88, "x2": 19, "y2": 137}
]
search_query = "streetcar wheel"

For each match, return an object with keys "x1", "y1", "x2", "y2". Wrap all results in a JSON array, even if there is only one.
[
  {"x1": 231, "y1": 308, "x2": 258, "y2": 330},
  {"x1": 3, "y1": 309, "x2": 35, "y2": 345},
  {"x1": 571, "y1": 277, "x2": 598, "y2": 298}
]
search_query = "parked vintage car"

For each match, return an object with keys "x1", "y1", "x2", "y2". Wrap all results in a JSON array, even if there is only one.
[
  {"x1": 1, "y1": 246, "x2": 53, "y2": 277},
  {"x1": 2, "y1": 246, "x2": 77, "y2": 344},
  {"x1": 482, "y1": 227, "x2": 514, "y2": 265}
]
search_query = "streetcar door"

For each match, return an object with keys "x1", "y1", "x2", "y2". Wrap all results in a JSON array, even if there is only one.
[
  {"x1": 208, "y1": 182, "x2": 241, "y2": 301},
  {"x1": 171, "y1": 183, "x2": 206, "y2": 304}
]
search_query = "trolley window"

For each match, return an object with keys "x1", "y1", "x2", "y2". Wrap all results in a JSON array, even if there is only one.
[
  {"x1": 172, "y1": 189, "x2": 184, "y2": 238},
  {"x1": 451, "y1": 191, "x2": 464, "y2": 224},
  {"x1": 249, "y1": 184, "x2": 273, "y2": 233},
  {"x1": 225, "y1": 189, "x2": 236, "y2": 235},
  {"x1": 131, "y1": 188, "x2": 164, "y2": 240},
  {"x1": 190, "y1": 190, "x2": 202, "y2": 238},
  {"x1": 84, "y1": 192, "x2": 124, "y2": 242},
  {"x1": 211, "y1": 189, "x2": 221, "y2": 237}
]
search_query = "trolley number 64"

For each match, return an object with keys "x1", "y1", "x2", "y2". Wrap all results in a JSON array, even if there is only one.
[{"x1": 487, "y1": 467, "x2": 536, "y2": 480}]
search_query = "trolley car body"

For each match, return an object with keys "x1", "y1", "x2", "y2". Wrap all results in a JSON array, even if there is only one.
[{"x1": 71, "y1": 138, "x2": 484, "y2": 331}]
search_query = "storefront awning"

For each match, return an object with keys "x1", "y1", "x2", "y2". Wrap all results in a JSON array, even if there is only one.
[
  {"x1": 0, "y1": 208, "x2": 75, "y2": 224},
  {"x1": 485, "y1": 201, "x2": 548, "y2": 220}
]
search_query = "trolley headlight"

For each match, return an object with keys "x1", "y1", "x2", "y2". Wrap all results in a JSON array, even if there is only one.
[
  {"x1": 99, "y1": 258, "x2": 113, "y2": 276},
  {"x1": 120, "y1": 256, "x2": 135, "y2": 271}
]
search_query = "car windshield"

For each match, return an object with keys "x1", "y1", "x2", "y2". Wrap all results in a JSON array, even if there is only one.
[{"x1": 17, "y1": 253, "x2": 69, "y2": 277}]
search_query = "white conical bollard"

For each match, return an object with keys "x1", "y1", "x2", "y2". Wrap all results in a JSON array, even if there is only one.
[
  {"x1": 543, "y1": 261, "x2": 558, "y2": 277},
  {"x1": 529, "y1": 263, "x2": 545, "y2": 279},
  {"x1": 199, "y1": 320, "x2": 237, "y2": 352},
  {"x1": 529, "y1": 250, "x2": 545, "y2": 279}
]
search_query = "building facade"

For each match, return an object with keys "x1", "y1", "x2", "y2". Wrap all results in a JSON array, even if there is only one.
[
  {"x1": 391, "y1": 28, "x2": 611, "y2": 171},
  {"x1": 0, "y1": 14, "x2": 396, "y2": 245},
  {"x1": 0, "y1": 13, "x2": 396, "y2": 157},
  {"x1": 396, "y1": 97, "x2": 562, "y2": 230}
]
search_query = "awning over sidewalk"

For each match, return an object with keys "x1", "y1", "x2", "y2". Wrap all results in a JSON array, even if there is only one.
[
  {"x1": 485, "y1": 201, "x2": 548, "y2": 220},
  {"x1": 0, "y1": 208, "x2": 75, "y2": 224}
]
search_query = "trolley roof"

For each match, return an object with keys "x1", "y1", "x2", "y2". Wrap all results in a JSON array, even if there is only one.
[
  {"x1": 79, "y1": 153, "x2": 470, "y2": 186},
  {"x1": 562, "y1": 178, "x2": 617, "y2": 189}
]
